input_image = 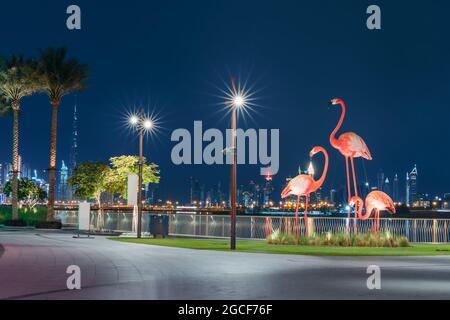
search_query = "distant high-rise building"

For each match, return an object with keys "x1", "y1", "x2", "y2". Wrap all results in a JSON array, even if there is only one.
[
  {"x1": 68, "y1": 99, "x2": 79, "y2": 201},
  {"x1": 262, "y1": 173, "x2": 274, "y2": 206},
  {"x1": 21, "y1": 162, "x2": 32, "y2": 180},
  {"x1": 307, "y1": 161, "x2": 315, "y2": 176},
  {"x1": 3, "y1": 163, "x2": 12, "y2": 183},
  {"x1": 57, "y1": 160, "x2": 69, "y2": 201},
  {"x1": 189, "y1": 177, "x2": 201, "y2": 204},
  {"x1": 330, "y1": 189, "x2": 337, "y2": 205},
  {"x1": 393, "y1": 174, "x2": 399, "y2": 202},
  {"x1": 377, "y1": 169, "x2": 384, "y2": 191},
  {"x1": 384, "y1": 177, "x2": 391, "y2": 197},
  {"x1": 406, "y1": 165, "x2": 418, "y2": 205}
]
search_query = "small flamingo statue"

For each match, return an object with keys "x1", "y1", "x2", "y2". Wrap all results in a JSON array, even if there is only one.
[
  {"x1": 281, "y1": 146, "x2": 328, "y2": 239},
  {"x1": 349, "y1": 191, "x2": 396, "y2": 236}
]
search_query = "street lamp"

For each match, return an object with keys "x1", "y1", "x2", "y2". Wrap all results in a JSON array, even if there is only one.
[
  {"x1": 229, "y1": 78, "x2": 246, "y2": 250},
  {"x1": 128, "y1": 112, "x2": 154, "y2": 239}
]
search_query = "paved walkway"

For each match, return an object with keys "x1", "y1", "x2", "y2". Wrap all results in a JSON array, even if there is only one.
[{"x1": 1, "y1": 230, "x2": 450, "y2": 299}]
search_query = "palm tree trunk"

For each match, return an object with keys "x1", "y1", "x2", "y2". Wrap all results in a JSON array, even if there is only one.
[
  {"x1": 47, "y1": 101, "x2": 59, "y2": 221},
  {"x1": 11, "y1": 107, "x2": 19, "y2": 220}
]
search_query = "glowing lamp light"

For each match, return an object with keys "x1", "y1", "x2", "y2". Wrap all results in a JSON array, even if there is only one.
[
  {"x1": 143, "y1": 119, "x2": 153, "y2": 130},
  {"x1": 129, "y1": 115, "x2": 139, "y2": 126},
  {"x1": 233, "y1": 95, "x2": 245, "y2": 108}
]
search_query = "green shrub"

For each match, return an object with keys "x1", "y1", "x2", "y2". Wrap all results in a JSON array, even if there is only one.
[
  {"x1": 4, "y1": 219, "x2": 27, "y2": 227},
  {"x1": 266, "y1": 231, "x2": 411, "y2": 248},
  {"x1": 0, "y1": 206, "x2": 48, "y2": 224},
  {"x1": 399, "y1": 237, "x2": 410, "y2": 247},
  {"x1": 32, "y1": 221, "x2": 62, "y2": 229},
  {"x1": 267, "y1": 229, "x2": 296, "y2": 245}
]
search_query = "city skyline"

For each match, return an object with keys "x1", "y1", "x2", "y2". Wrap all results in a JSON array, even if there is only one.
[{"x1": 0, "y1": 1, "x2": 450, "y2": 202}]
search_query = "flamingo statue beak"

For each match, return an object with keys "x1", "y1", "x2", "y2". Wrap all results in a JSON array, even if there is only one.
[
  {"x1": 388, "y1": 205, "x2": 396, "y2": 214},
  {"x1": 281, "y1": 186, "x2": 291, "y2": 199}
]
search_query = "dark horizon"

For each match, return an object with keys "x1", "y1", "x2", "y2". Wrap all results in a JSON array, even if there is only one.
[{"x1": 1, "y1": 0, "x2": 450, "y2": 203}]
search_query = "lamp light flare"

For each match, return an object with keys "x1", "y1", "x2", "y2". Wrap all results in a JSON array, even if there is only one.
[
  {"x1": 129, "y1": 115, "x2": 139, "y2": 126},
  {"x1": 233, "y1": 95, "x2": 245, "y2": 108},
  {"x1": 143, "y1": 119, "x2": 153, "y2": 130}
]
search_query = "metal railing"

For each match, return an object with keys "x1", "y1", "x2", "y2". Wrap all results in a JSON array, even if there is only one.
[
  {"x1": 168, "y1": 215, "x2": 450, "y2": 243},
  {"x1": 56, "y1": 211, "x2": 450, "y2": 243}
]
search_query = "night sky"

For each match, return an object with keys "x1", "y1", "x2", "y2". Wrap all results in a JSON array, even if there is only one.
[{"x1": 1, "y1": 0, "x2": 450, "y2": 202}]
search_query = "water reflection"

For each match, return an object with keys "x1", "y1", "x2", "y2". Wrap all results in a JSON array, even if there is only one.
[{"x1": 55, "y1": 210, "x2": 166, "y2": 232}]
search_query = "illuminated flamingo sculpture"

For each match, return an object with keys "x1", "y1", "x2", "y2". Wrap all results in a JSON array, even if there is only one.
[
  {"x1": 329, "y1": 98, "x2": 372, "y2": 233},
  {"x1": 281, "y1": 146, "x2": 328, "y2": 239},
  {"x1": 349, "y1": 191, "x2": 396, "y2": 236}
]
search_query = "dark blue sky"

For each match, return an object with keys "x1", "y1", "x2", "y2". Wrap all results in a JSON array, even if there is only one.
[{"x1": 1, "y1": 0, "x2": 450, "y2": 202}]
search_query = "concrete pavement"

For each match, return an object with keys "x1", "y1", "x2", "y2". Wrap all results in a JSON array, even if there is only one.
[{"x1": 1, "y1": 230, "x2": 450, "y2": 299}]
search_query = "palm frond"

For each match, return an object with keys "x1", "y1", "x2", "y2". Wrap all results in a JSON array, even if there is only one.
[
  {"x1": 0, "y1": 54, "x2": 37, "y2": 104},
  {"x1": 34, "y1": 47, "x2": 90, "y2": 102}
]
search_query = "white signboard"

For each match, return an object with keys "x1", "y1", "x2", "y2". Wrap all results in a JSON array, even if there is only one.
[
  {"x1": 78, "y1": 202, "x2": 91, "y2": 231},
  {"x1": 127, "y1": 174, "x2": 138, "y2": 206}
]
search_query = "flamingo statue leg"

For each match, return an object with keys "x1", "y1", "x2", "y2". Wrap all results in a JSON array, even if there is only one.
[
  {"x1": 350, "y1": 157, "x2": 359, "y2": 234},
  {"x1": 377, "y1": 210, "x2": 380, "y2": 236},
  {"x1": 305, "y1": 195, "x2": 309, "y2": 237},
  {"x1": 295, "y1": 195, "x2": 300, "y2": 242},
  {"x1": 345, "y1": 157, "x2": 352, "y2": 233},
  {"x1": 372, "y1": 217, "x2": 376, "y2": 236}
]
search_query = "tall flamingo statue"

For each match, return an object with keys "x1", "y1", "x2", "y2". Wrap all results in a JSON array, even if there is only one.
[
  {"x1": 329, "y1": 98, "x2": 372, "y2": 233},
  {"x1": 281, "y1": 146, "x2": 328, "y2": 239},
  {"x1": 349, "y1": 191, "x2": 396, "y2": 236}
]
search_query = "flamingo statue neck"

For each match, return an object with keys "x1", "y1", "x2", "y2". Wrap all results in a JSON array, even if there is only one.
[
  {"x1": 350, "y1": 196, "x2": 370, "y2": 220},
  {"x1": 312, "y1": 146, "x2": 328, "y2": 191},
  {"x1": 330, "y1": 100, "x2": 346, "y2": 149}
]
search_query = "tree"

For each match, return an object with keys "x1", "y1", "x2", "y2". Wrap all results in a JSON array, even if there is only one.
[
  {"x1": 104, "y1": 155, "x2": 160, "y2": 199},
  {"x1": 4, "y1": 178, "x2": 47, "y2": 209},
  {"x1": 33, "y1": 47, "x2": 89, "y2": 221},
  {"x1": 68, "y1": 162, "x2": 110, "y2": 207},
  {"x1": 0, "y1": 55, "x2": 38, "y2": 220}
]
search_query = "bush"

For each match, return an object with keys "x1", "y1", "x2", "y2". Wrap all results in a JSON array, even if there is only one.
[
  {"x1": 266, "y1": 231, "x2": 411, "y2": 248},
  {"x1": 32, "y1": 221, "x2": 62, "y2": 229},
  {"x1": 267, "y1": 229, "x2": 296, "y2": 245},
  {"x1": 399, "y1": 237, "x2": 410, "y2": 247},
  {"x1": 3, "y1": 219, "x2": 27, "y2": 227},
  {"x1": 0, "y1": 206, "x2": 47, "y2": 224}
]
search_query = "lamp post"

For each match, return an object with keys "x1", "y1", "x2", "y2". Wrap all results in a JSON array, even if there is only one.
[
  {"x1": 229, "y1": 79, "x2": 245, "y2": 250},
  {"x1": 129, "y1": 112, "x2": 153, "y2": 239}
]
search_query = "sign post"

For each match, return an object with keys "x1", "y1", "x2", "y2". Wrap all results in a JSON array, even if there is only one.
[{"x1": 74, "y1": 201, "x2": 92, "y2": 239}]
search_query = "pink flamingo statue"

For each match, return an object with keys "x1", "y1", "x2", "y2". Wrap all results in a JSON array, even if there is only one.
[
  {"x1": 349, "y1": 191, "x2": 396, "y2": 236},
  {"x1": 281, "y1": 146, "x2": 328, "y2": 239},
  {"x1": 329, "y1": 98, "x2": 372, "y2": 233}
]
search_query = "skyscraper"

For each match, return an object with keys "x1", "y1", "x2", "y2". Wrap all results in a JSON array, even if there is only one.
[
  {"x1": 262, "y1": 173, "x2": 274, "y2": 206},
  {"x1": 393, "y1": 174, "x2": 399, "y2": 202},
  {"x1": 406, "y1": 165, "x2": 418, "y2": 205},
  {"x1": 189, "y1": 177, "x2": 201, "y2": 204},
  {"x1": 68, "y1": 99, "x2": 79, "y2": 201},
  {"x1": 330, "y1": 189, "x2": 337, "y2": 205},
  {"x1": 377, "y1": 169, "x2": 384, "y2": 191},
  {"x1": 57, "y1": 160, "x2": 69, "y2": 201},
  {"x1": 384, "y1": 177, "x2": 391, "y2": 197}
]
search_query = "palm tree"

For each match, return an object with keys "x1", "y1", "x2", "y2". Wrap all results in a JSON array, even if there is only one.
[
  {"x1": 0, "y1": 56, "x2": 37, "y2": 220},
  {"x1": 34, "y1": 47, "x2": 89, "y2": 220}
]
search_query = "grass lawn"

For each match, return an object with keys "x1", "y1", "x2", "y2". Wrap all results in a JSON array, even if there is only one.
[{"x1": 109, "y1": 237, "x2": 450, "y2": 256}]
